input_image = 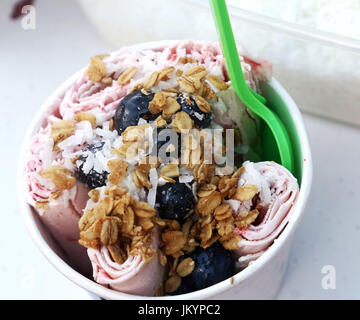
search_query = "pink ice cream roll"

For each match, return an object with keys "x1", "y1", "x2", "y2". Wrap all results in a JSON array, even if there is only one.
[
  {"x1": 26, "y1": 125, "x2": 92, "y2": 275},
  {"x1": 228, "y1": 161, "x2": 299, "y2": 267},
  {"x1": 88, "y1": 228, "x2": 164, "y2": 296}
]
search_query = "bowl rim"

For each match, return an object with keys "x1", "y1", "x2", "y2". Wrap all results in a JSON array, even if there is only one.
[{"x1": 17, "y1": 40, "x2": 313, "y2": 300}]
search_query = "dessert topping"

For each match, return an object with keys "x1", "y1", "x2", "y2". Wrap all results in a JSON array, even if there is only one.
[
  {"x1": 171, "y1": 243, "x2": 235, "y2": 294},
  {"x1": 88, "y1": 189, "x2": 100, "y2": 203},
  {"x1": 148, "y1": 91, "x2": 166, "y2": 114},
  {"x1": 144, "y1": 71, "x2": 160, "y2": 90},
  {"x1": 162, "y1": 97, "x2": 181, "y2": 119},
  {"x1": 108, "y1": 159, "x2": 128, "y2": 185},
  {"x1": 39, "y1": 165, "x2": 76, "y2": 190},
  {"x1": 78, "y1": 185, "x2": 157, "y2": 264},
  {"x1": 35, "y1": 200, "x2": 49, "y2": 210},
  {"x1": 170, "y1": 111, "x2": 194, "y2": 133},
  {"x1": 117, "y1": 66, "x2": 138, "y2": 85},
  {"x1": 176, "y1": 257, "x2": 195, "y2": 277},
  {"x1": 208, "y1": 74, "x2": 230, "y2": 91},
  {"x1": 194, "y1": 95, "x2": 211, "y2": 113},
  {"x1": 77, "y1": 143, "x2": 109, "y2": 189},
  {"x1": 158, "y1": 66, "x2": 175, "y2": 82},
  {"x1": 50, "y1": 120, "x2": 75, "y2": 151},
  {"x1": 74, "y1": 112, "x2": 96, "y2": 128},
  {"x1": 86, "y1": 56, "x2": 107, "y2": 83},
  {"x1": 234, "y1": 184, "x2": 258, "y2": 201},
  {"x1": 133, "y1": 167, "x2": 152, "y2": 189},
  {"x1": 234, "y1": 209, "x2": 260, "y2": 229},
  {"x1": 160, "y1": 163, "x2": 180, "y2": 179},
  {"x1": 162, "y1": 230, "x2": 187, "y2": 255}
]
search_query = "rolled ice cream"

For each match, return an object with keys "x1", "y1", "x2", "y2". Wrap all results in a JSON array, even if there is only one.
[{"x1": 24, "y1": 40, "x2": 298, "y2": 296}]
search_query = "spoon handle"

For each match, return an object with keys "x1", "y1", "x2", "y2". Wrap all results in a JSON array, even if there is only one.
[
  {"x1": 209, "y1": 0, "x2": 249, "y2": 100},
  {"x1": 209, "y1": 0, "x2": 294, "y2": 173}
]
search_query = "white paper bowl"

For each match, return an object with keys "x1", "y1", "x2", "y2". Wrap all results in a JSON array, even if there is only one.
[{"x1": 17, "y1": 40, "x2": 312, "y2": 300}]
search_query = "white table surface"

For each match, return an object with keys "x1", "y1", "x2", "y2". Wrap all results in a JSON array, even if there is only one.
[{"x1": 1, "y1": 0, "x2": 359, "y2": 300}]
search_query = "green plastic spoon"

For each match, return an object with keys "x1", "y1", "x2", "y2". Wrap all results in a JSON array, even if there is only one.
[{"x1": 209, "y1": 0, "x2": 294, "y2": 173}]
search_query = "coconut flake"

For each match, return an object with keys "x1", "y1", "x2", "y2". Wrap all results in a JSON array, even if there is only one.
[
  {"x1": 194, "y1": 111, "x2": 204, "y2": 121},
  {"x1": 82, "y1": 153, "x2": 94, "y2": 174},
  {"x1": 93, "y1": 151, "x2": 107, "y2": 173},
  {"x1": 179, "y1": 175, "x2": 194, "y2": 183},
  {"x1": 137, "y1": 118, "x2": 148, "y2": 125},
  {"x1": 94, "y1": 127, "x2": 118, "y2": 140},
  {"x1": 113, "y1": 136, "x2": 123, "y2": 149},
  {"x1": 157, "y1": 176, "x2": 168, "y2": 187},
  {"x1": 191, "y1": 181, "x2": 199, "y2": 202}
]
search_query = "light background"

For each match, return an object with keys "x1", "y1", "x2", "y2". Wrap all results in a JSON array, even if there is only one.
[{"x1": 1, "y1": 0, "x2": 359, "y2": 299}]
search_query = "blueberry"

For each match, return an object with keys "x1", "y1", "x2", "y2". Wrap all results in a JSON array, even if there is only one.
[
  {"x1": 77, "y1": 143, "x2": 108, "y2": 189},
  {"x1": 177, "y1": 93, "x2": 212, "y2": 128},
  {"x1": 180, "y1": 243, "x2": 235, "y2": 293},
  {"x1": 156, "y1": 182, "x2": 195, "y2": 221},
  {"x1": 171, "y1": 280, "x2": 195, "y2": 296},
  {"x1": 114, "y1": 90, "x2": 157, "y2": 134}
]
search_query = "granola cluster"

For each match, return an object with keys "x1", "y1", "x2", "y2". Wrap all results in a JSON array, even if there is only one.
[
  {"x1": 78, "y1": 185, "x2": 158, "y2": 264},
  {"x1": 195, "y1": 167, "x2": 261, "y2": 251}
]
